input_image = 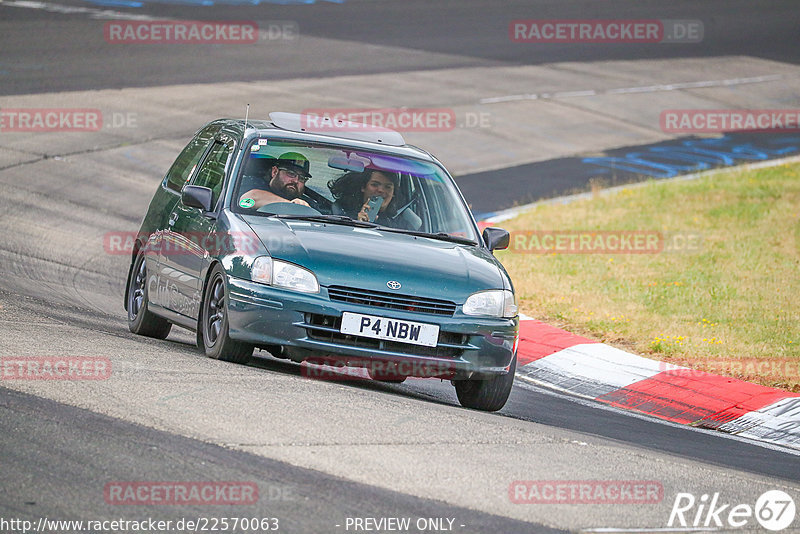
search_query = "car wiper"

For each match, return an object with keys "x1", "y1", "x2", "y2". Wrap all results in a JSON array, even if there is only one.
[
  {"x1": 377, "y1": 227, "x2": 478, "y2": 245},
  {"x1": 274, "y1": 214, "x2": 379, "y2": 228}
]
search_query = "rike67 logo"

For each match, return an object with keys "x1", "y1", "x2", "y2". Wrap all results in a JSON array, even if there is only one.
[{"x1": 668, "y1": 490, "x2": 796, "y2": 531}]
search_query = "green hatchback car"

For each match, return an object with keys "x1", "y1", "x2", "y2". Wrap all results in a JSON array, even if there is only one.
[{"x1": 125, "y1": 113, "x2": 518, "y2": 411}]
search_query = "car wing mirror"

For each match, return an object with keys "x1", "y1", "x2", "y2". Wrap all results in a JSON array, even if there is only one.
[
  {"x1": 181, "y1": 185, "x2": 214, "y2": 212},
  {"x1": 483, "y1": 227, "x2": 510, "y2": 251}
]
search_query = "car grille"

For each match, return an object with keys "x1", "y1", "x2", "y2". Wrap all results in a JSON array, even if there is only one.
[
  {"x1": 327, "y1": 285, "x2": 456, "y2": 317},
  {"x1": 304, "y1": 314, "x2": 468, "y2": 359}
]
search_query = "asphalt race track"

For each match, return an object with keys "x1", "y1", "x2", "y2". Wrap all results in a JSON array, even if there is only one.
[
  {"x1": 2, "y1": 0, "x2": 799, "y2": 95},
  {"x1": 1, "y1": 1, "x2": 799, "y2": 532}
]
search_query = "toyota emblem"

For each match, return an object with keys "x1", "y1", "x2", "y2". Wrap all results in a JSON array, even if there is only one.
[{"x1": 387, "y1": 280, "x2": 401, "y2": 290}]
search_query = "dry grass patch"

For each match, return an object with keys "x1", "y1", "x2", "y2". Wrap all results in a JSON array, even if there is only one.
[{"x1": 498, "y1": 163, "x2": 800, "y2": 391}]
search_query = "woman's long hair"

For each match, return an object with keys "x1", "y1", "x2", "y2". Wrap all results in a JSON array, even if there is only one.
[{"x1": 328, "y1": 170, "x2": 400, "y2": 217}]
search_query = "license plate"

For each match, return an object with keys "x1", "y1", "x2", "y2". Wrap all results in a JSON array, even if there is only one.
[{"x1": 340, "y1": 312, "x2": 439, "y2": 347}]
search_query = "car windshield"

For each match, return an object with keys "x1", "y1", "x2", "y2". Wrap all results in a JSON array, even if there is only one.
[{"x1": 232, "y1": 138, "x2": 480, "y2": 243}]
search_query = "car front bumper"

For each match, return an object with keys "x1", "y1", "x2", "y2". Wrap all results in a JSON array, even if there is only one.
[{"x1": 226, "y1": 276, "x2": 518, "y2": 380}]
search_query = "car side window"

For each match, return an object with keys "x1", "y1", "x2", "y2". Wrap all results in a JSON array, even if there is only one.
[
  {"x1": 192, "y1": 140, "x2": 233, "y2": 208},
  {"x1": 164, "y1": 124, "x2": 221, "y2": 192}
]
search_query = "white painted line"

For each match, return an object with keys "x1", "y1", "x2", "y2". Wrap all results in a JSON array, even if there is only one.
[
  {"x1": 553, "y1": 89, "x2": 598, "y2": 98},
  {"x1": 480, "y1": 94, "x2": 538, "y2": 104},
  {"x1": 515, "y1": 369, "x2": 600, "y2": 401},
  {"x1": 479, "y1": 74, "x2": 784, "y2": 105},
  {"x1": 0, "y1": 0, "x2": 290, "y2": 42},
  {"x1": 582, "y1": 528, "x2": 719, "y2": 532},
  {"x1": 0, "y1": 0, "x2": 154, "y2": 20}
]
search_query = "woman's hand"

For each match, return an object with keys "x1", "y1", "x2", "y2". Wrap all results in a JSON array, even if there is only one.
[{"x1": 357, "y1": 202, "x2": 371, "y2": 222}]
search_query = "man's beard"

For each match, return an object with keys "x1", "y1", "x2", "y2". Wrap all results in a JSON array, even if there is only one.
[{"x1": 279, "y1": 183, "x2": 300, "y2": 199}]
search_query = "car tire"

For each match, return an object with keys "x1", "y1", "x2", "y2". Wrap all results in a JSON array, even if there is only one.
[
  {"x1": 127, "y1": 250, "x2": 172, "y2": 339},
  {"x1": 200, "y1": 265, "x2": 253, "y2": 364},
  {"x1": 453, "y1": 354, "x2": 516, "y2": 412}
]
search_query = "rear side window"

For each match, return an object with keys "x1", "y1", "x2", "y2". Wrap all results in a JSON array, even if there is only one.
[
  {"x1": 192, "y1": 140, "x2": 233, "y2": 208},
  {"x1": 164, "y1": 124, "x2": 220, "y2": 192}
]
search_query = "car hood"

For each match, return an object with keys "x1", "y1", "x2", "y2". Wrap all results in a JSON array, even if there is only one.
[{"x1": 241, "y1": 216, "x2": 504, "y2": 301}]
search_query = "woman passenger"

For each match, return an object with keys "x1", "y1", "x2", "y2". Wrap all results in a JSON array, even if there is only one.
[{"x1": 328, "y1": 170, "x2": 405, "y2": 227}]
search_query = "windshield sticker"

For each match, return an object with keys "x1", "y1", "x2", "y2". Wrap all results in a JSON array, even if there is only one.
[
  {"x1": 250, "y1": 144, "x2": 260, "y2": 152},
  {"x1": 258, "y1": 138, "x2": 269, "y2": 145},
  {"x1": 239, "y1": 198, "x2": 255, "y2": 208}
]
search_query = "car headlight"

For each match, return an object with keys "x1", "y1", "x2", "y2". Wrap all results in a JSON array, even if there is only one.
[
  {"x1": 463, "y1": 290, "x2": 517, "y2": 318},
  {"x1": 251, "y1": 256, "x2": 319, "y2": 293},
  {"x1": 251, "y1": 256, "x2": 273, "y2": 284}
]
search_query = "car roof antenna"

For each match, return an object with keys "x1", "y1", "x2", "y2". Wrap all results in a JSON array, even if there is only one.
[{"x1": 244, "y1": 103, "x2": 250, "y2": 129}]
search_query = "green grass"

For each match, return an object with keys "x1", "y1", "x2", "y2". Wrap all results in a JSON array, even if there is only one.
[{"x1": 498, "y1": 162, "x2": 800, "y2": 391}]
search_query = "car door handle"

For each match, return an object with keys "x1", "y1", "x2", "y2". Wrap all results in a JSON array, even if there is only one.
[{"x1": 168, "y1": 212, "x2": 179, "y2": 226}]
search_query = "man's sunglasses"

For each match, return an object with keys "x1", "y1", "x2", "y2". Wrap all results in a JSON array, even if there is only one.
[{"x1": 278, "y1": 167, "x2": 310, "y2": 183}]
